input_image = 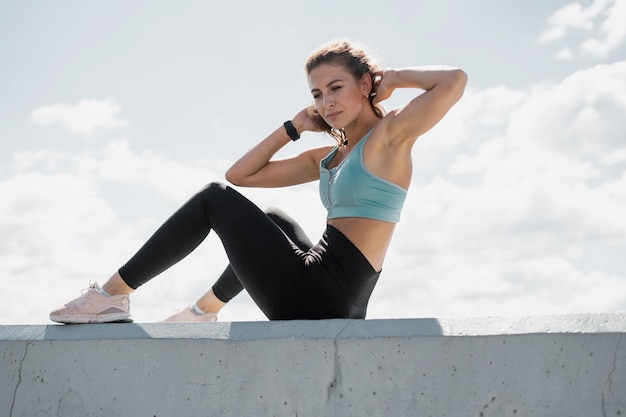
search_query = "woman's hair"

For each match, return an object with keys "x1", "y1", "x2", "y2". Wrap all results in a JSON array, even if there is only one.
[{"x1": 305, "y1": 40, "x2": 385, "y2": 146}]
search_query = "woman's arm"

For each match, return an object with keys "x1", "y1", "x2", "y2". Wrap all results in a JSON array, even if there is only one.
[
  {"x1": 374, "y1": 66, "x2": 467, "y2": 145},
  {"x1": 225, "y1": 109, "x2": 329, "y2": 188}
]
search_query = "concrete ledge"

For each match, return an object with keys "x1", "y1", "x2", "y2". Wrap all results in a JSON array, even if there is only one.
[{"x1": 2, "y1": 313, "x2": 625, "y2": 416}]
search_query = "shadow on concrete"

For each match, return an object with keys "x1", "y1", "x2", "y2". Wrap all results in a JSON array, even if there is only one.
[
  {"x1": 225, "y1": 318, "x2": 444, "y2": 341},
  {"x1": 42, "y1": 322, "x2": 152, "y2": 340}
]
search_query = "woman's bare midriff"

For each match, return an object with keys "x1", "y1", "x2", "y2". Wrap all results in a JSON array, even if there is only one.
[{"x1": 327, "y1": 217, "x2": 396, "y2": 272}]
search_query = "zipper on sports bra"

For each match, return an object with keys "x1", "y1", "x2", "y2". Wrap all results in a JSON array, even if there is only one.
[{"x1": 327, "y1": 170, "x2": 333, "y2": 209}]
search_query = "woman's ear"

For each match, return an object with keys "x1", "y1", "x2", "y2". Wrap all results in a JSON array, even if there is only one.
[{"x1": 360, "y1": 72, "x2": 373, "y2": 96}]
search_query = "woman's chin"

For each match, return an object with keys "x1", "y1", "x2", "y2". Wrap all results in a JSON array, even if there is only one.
[{"x1": 327, "y1": 121, "x2": 343, "y2": 130}]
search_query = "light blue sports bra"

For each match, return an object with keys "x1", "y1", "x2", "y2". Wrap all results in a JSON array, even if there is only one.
[{"x1": 319, "y1": 130, "x2": 408, "y2": 223}]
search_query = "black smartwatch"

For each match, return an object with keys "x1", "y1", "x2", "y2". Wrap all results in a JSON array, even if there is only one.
[{"x1": 283, "y1": 120, "x2": 300, "y2": 141}]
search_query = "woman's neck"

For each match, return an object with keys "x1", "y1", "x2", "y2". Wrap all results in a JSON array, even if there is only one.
[{"x1": 342, "y1": 112, "x2": 379, "y2": 147}]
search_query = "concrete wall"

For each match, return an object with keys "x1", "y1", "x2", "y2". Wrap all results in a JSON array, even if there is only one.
[{"x1": 1, "y1": 313, "x2": 624, "y2": 417}]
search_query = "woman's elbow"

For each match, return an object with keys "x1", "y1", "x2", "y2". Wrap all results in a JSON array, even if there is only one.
[
  {"x1": 447, "y1": 68, "x2": 468, "y2": 101},
  {"x1": 452, "y1": 68, "x2": 468, "y2": 90},
  {"x1": 224, "y1": 169, "x2": 244, "y2": 186}
]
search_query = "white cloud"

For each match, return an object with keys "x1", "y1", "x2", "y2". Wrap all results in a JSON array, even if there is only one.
[
  {"x1": 31, "y1": 98, "x2": 127, "y2": 136},
  {"x1": 538, "y1": 1, "x2": 602, "y2": 44},
  {"x1": 539, "y1": 0, "x2": 626, "y2": 58},
  {"x1": 508, "y1": 62, "x2": 626, "y2": 161},
  {"x1": 96, "y1": 140, "x2": 222, "y2": 201},
  {"x1": 581, "y1": 0, "x2": 626, "y2": 56},
  {"x1": 555, "y1": 46, "x2": 574, "y2": 60}
]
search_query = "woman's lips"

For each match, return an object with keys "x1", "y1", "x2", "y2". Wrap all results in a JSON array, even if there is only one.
[{"x1": 326, "y1": 111, "x2": 341, "y2": 120}]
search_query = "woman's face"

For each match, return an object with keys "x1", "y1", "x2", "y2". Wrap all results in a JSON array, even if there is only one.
[{"x1": 308, "y1": 63, "x2": 367, "y2": 130}]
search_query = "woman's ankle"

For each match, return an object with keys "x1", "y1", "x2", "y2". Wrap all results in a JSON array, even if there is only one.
[
  {"x1": 195, "y1": 290, "x2": 226, "y2": 314},
  {"x1": 102, "y1": 273, "x2": 134, "y2": 295}
]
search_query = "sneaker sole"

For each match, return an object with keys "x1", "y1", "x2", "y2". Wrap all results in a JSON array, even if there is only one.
[{"x1": 50, "y1": 314, "x2": 133, "y2": 324}]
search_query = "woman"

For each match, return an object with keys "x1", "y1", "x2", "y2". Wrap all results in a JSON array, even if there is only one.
[{"x1": 50, "y1": 40, "x2": 466, "y2": 324}]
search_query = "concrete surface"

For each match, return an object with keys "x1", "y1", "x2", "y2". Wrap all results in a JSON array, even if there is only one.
[{"x1": 1, "y1": 313, "x2": 625, "y2": 417}]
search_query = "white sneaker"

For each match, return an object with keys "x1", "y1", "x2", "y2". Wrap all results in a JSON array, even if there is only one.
[
  {"x1": 50, "y1": 282, "x2": 132, "y2": 324},
  {"x1": 161, "y1": 306, "x2": 217, "y2": 323}
]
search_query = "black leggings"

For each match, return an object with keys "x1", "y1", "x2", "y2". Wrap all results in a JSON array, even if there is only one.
[{"x1": 118, "y1": 182, "x2": 380, "y2": 320}]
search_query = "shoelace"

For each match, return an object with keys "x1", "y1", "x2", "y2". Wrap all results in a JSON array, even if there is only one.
[{"x1": 80, "y1": 281, "x2": 99, "y2": 296}]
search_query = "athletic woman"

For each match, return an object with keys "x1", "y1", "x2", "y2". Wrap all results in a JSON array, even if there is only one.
[{"x1": 50, "y1": 40, "x2": 467, "y2": 323}]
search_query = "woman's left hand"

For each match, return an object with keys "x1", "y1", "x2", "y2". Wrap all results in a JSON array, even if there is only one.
[
  {"x1": 371, "y1": 69, "x2": 395, "y2": 104},
  {"x1": 292, "y1": 107, "x2": 324, "y2": 134}
]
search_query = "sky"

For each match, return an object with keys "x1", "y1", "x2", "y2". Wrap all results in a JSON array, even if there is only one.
[{"x1": 1, "y1": 0, "x2": 625, "y2": 324}]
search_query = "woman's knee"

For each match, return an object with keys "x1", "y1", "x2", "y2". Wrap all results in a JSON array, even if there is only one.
[
  {"x1": 193, "y1": 181, "x2": 232, "y2": 203},
  {"x1": 201, "y1": 181, "x2": 228, "y2": 195},
  {"x1": 186, "y1": 182, "x2": 232, "y2": 217},
  {"x1": 264, "y1": 206, "x2": 287, "y2": 220}
]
